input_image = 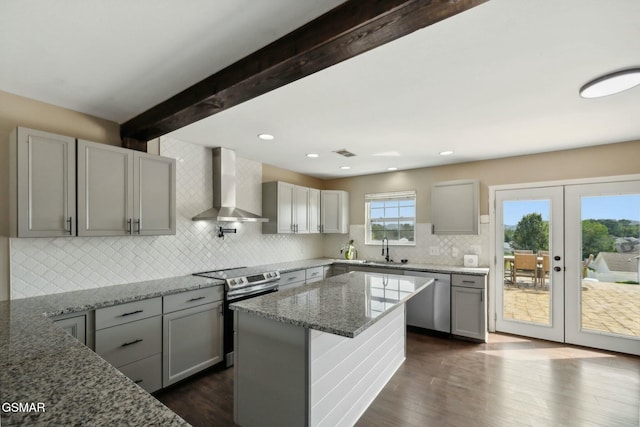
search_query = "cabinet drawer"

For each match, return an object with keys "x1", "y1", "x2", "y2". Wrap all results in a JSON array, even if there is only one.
[
  {"x1": 95, "y1": 316, "x2": 161, "y2": 368},
  {"x1": 118, "y1": 353, "x2": 162, "y2": 393},
  {"x1": 280, "y1": 270, "x2": 305, "y2": 285},
  {"x1": 451, "y1": 274, "x2": 485, "y2": 289},
  {"x1": 96, "y1": 297, "x2": 161, "y2": 330},
  {"x1": 305, "y1": 267, "x2": 324, "y2": 282},
  {"x1": 164, "y1": 286, "x2": 223, "y2": 314}
]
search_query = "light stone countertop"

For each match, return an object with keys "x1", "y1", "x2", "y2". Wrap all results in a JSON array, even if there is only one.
[
  {"x1": 0, "y1": 274, "x2": 223, "y2": 426},
  {"x1": 258, "y1": 257, "x2": 490, "y2": 276},
  {"x1": 230, "y1": 271, "x2": 434, "y2": 338}
]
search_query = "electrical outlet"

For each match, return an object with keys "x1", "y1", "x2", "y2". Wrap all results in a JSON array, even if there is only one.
[{"x1": 430, "y1": 246, "x2": 440, "y2": 256}]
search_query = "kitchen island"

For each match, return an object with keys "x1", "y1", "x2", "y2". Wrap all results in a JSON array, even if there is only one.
[{"x1": 230, "y1": 271, "x2": 433, "y2": 427}]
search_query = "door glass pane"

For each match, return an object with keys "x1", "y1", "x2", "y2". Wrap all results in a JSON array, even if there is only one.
[
  {"x1": 502, "y1": 199, "x2": 552, "y2": 325},
  {"x1": 580, "y1": 194, "x2": 640, "y2": 337}
]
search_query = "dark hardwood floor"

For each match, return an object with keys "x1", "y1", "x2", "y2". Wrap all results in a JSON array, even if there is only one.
[{"x1": 155, "y1": 331, "x2": 640, "y2": 426}]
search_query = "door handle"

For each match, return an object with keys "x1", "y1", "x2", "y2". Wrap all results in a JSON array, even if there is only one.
[{"x1": 554, "y1": 266, "x2": 562, "y2": 272}]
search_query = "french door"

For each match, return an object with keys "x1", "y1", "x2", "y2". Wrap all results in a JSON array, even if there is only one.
[
  {"x1": 494, "y1": 179, "x2": 640, "y2": 355},
  {"x1": 495, "y1": 186, "x2": 564, "y2": 342}
]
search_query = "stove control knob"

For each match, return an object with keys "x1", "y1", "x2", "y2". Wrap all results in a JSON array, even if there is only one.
[
  {"x1": 229, "y1": 279, "x2": 236, "y2": 285},
  {"x1": 238, "y1": 278, "x2": 244, "y2": 284}
]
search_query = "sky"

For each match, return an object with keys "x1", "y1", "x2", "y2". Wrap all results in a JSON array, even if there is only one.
[{"x1": 503, "y1": 195, "x2": 640, "y2": 226}]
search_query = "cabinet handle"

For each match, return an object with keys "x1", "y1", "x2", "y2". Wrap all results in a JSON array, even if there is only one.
[
  {"x1": 121, "y1": 338, "x2": 143, "y2": 347},
  {"x1": 462, "y1": 280, "x2": 475, "y2": 284},
  {"x1": 188, "y1": 296, "x2": 205, "y2": 302},
  {"x1": 121, "y1": 310, "x2": 143, "y2": 317},
  {"x1": 67, "y1": 217, "x2": 73, "y2": 235},
  {"x1": 287, "y1": 276, "x2": 295, "y2": 281},
  {"x1": 135, "y1": 219, "x2": 141, "y2": 234},
  {"x1": 127, "y1": 218, "x2": 133, "y2": 235},
  {"x1": 134, "y1": 379, "x2": 143, "y2": 384}
]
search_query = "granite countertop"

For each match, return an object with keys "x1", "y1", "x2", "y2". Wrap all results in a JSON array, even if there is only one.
[
  {"x1": 0, "y1": 258, "x2": 487, "y2": 425},
  {"x1": 259, "y1": 257, "x2": 490, "y2": 276},
  {"x1": 230, "y1": 271, "x2": 433, "y2": 338},
  {"x1": 0, "y1": 275, "x2": 223, "y2": 426}
]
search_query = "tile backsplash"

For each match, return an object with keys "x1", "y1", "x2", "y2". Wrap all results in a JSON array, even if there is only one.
[
  {"x1": 10, "y1": 137, "x2": 324, "y2": 299},
  {"x1": 323, "y1": 224, "x2": 490, "y2": 266}
]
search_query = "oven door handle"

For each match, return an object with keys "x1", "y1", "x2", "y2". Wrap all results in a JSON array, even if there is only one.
[{"x1": 227, "y1": 282, "x2": 279, "y2": 300}]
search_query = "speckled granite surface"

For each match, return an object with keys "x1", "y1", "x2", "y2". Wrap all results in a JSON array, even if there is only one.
[
  {"x1": 230, "y1": 271, "x2": 433, "y2": 338},
  {"x1": 0, "y1": 275, "x2": 222, "y2": 426},
  {"x1": 264, "y1": 257, "x2": 490, "y2": 276}
]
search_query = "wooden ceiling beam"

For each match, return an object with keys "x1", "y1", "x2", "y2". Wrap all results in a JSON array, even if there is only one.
[{"x1": 120, "y1": 0, "x2": 489, "y2": 142}]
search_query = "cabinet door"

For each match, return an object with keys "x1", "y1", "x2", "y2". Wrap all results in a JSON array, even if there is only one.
[
  {"x1": 276, "y1": 182, "x2": 295, "y2": 234},
  {"x1": 309, "y1": 188, "x2": 321, "y2": 233},
  {"x1": 77, "y1": 140, "x2": 134, "y2": 236},
  {"x1": 53, "y1": 315, "x2": 86, "y2": 345},
  {"x1": 431, "y1": 180, "x2": 479, "y2": 235},
  {"x1": 163, "y1": 301, "x2": 223, "y2": 387},
  {"x1": 293, "y1": 185, "x2": 310, "y2": 233},
  {"x1": 16, "y1": 128, "x2": 76, "y2": 237},
  {"x1": 321, "y1": 190, "x2": 349, "y2": 233},
  {"x1": 451, "y1": 286, "x2": 487, "y2": 341},
  {"x1": 133, "y1": 152, "x2": 176, "y2": 236}
]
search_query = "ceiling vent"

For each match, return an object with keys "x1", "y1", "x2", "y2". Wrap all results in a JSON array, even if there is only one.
[{"x1": 333, "y1": 149, "x2": 356, "y2": 157}]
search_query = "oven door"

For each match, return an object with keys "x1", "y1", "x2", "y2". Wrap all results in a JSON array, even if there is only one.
[{"x1": 223, "y1": 285, "x2": 278, "y2": 367}]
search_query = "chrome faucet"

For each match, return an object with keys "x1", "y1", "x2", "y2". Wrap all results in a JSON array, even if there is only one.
[{"x1": 381, "y1": 237, "x2": 391, "y2": 262}]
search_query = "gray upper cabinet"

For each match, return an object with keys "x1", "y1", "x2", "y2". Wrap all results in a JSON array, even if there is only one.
[
  {"x1": 77, "y1": 140, "x2": 176, "y2": 237},
  {"x1": 77, "y1": 140, "x2": 134, "y2": 236},
  {"x1": 431, "y1": 179, "x2": 479, "y2": 235},
  {"x1": 320, "y1": 190, "x2": 349, "y2": 234},
  {"x1": 133, "y1": 152, "x2": 176, "y2": 236},
  {"x1": 262, "y1": 181, "x2": 310, "y2": 234},
  {"x1": 309, "y1": 188, "x2": 321, "y2": 234},
  {"x1": 10, "y1": 127, "x2": 76, "y2": 237}
]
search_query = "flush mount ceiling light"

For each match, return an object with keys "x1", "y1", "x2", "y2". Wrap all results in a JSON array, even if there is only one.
[
  {"x1": 306, "y1": 153, "x2": 319, "y2": 158},
  {"x1": 257, "y1": 133, "x2": 274, "y2": 140},
  {"x1": 387, "y1": 167, "x2": 398, "y2": 171},
  {"x1": 580, "y1": 68, "x2": 640, "y2": 98},
  {"x1": 439, "y1": 150, "x2": 454, "y2": 156},
  {"x1": 340, "y1": 166, "x2": 351, "y2": 170}
]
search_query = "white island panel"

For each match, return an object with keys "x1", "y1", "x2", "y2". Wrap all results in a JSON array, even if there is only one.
[{"x1": 310, "y1": 305, "x2": 405, "y2": 427}]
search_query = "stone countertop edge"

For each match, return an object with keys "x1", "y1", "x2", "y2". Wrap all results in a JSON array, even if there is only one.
[
  {"x1": 230, "y1": 273, "x2": 434, "y2": 338},
  {"x1": 1, "y1": 274, "x2": 223, "y2": 427}
]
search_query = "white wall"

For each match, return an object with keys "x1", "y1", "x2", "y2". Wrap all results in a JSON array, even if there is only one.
[{"x1": 9, "y1": 137, "x2": 324, "y2": 299}]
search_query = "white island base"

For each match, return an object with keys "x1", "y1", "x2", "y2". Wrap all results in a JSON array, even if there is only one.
[{"x1": 234, "y1": 305, "x2": 406, "y2": 427}]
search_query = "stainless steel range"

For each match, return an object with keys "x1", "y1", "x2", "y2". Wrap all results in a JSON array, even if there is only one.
[{"x1": 193, "y1": 266, "x2": 280, "y2": 367}]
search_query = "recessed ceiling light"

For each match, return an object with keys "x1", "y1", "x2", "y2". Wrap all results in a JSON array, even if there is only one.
[
  {"x1": 387, "y1": 167, "x2": 398, "y2": 171},
  {"x1": 580, "y1": 68, "x2": 640, "y2": 98},
  {"x1": 306, "y1": 153, "x2": 319, "y2": 158},
  {"x1": 258, "y1": 133, "x2": 274, "y2": 140},
  {"x1": 439, "y1": 150, "x2": 454, "y2": 156},
  {"x1": 340, "y1": 166, "x2": 351, "y2": 170}
]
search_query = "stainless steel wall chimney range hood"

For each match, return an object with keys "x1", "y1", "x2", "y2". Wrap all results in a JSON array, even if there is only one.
[{"x1": 192, "y1": 147, "x2": 267, "y2": 223}]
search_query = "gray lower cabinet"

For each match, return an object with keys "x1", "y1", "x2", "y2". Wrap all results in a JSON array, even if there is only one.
[
  {"x1": 451, "y1": 274, "x2": 487, "y2": 342},
  {"x1": 53, "y1": 313, "x2": 87, "y2": 346},
  {"x1": 278, "y1": 269, "x2": 306, "y2": 291},
  {"x1": 348, "y1": 265, "x2": 403, "y2": 275},
  {"x1": 162, "y1": 291, "x2": 224, "y2": 387},
  {"x1": 95, "y1": 298, "x2": 163, "y2": 393}
]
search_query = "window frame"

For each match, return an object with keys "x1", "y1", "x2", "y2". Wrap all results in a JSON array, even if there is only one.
[{"x1": 365, "y1": 190, "x2": 417, "y2": 246}]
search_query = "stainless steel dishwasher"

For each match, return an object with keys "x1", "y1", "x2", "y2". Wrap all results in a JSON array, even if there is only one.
[{"x1": 405, "y1": 271, "x2": 451, "y2": 333}]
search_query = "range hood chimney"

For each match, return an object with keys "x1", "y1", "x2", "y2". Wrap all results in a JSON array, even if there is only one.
[{"x1": 192, "y1": 147, "x2": 268, "y2": 223}]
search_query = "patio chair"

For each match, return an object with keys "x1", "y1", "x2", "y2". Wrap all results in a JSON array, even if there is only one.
[
  {"x1": 514, "y1": 253, "x2": 538, "y2": 287},
  {"x1": 538, "y1": 254, "x2": 550, "y2": 289}
]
